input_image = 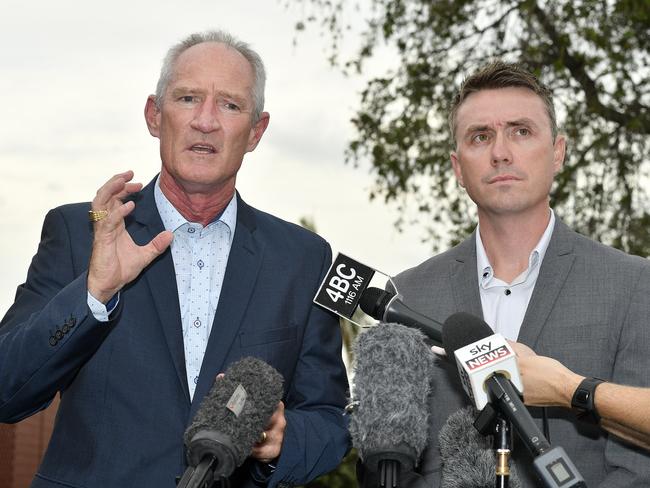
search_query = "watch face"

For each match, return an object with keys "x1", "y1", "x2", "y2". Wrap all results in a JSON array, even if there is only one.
[
  {"x1": 572, "y1": 378, "x2": 604, "y2": 423},
  {"x1": 576, "y1": 389, "x2": 590, "y2": 404}
]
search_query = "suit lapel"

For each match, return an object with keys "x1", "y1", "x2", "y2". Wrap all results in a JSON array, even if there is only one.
[
  {"x1": 190, "y1": 195, "x2": 265, "y2": 415},
  {"x1": 518, "y1": 219, "x2": 576, "y2": 346},
  {"x1": 450, "y1": 232, "x2": 484, "y2": 318},
  {"x1": 130, "y1": 178, "x2": 189, "y2": 402}
]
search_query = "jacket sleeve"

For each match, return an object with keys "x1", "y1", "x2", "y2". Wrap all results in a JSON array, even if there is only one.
[
  {"x1": 599, "y1": 262, "x2": 650, "y2": 486},
  {"x1": 268, "y1": 242, "x2": 351, "y2": 487},
  {"x1": 0, "y1": 207, "x2": 112, "y2": 423}
]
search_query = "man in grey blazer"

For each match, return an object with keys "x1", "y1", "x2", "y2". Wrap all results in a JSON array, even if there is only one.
[{"x1": 389, "y1": 62, "x2": 650, "y2": 486}]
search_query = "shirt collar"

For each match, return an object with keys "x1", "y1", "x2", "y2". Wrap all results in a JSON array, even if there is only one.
[
  {"x1": 476, "y1": 209, "x2": 555, "y2": 285},
  {"x1": 153, "y1": 175, "x2": 237, "y2": 236}
]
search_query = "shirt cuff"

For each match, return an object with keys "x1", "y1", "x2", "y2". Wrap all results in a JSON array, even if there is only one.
[
  {"x1": 249, "y1": 459, "x2": 277, "y2": 485},
  {"x1": 87, "y1": 291, "x2": 120, "y2": 322}
]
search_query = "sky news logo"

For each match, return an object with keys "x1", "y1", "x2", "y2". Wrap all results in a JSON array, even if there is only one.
[{"x1": 464, "y1": 345, "x2": 511, "y2": 370}]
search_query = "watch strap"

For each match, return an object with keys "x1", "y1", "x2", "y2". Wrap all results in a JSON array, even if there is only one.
[{"x1": 571, "y1": 377, "x2": 605, "y2": 423}]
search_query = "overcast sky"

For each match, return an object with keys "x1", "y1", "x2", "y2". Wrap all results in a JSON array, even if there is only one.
[{"x1": 0, "y1": 0, "x2": 436, "y2": 314}]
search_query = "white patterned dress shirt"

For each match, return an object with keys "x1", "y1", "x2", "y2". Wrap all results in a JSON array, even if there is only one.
[{"x1": 154, "y1": 180, "x2": 236, "y2": 399}]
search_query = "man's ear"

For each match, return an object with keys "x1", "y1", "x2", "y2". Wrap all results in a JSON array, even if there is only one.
[
  {"x1": 450, "y1": 151, "x2": 465, "y2": 188},
  {"x1": 246, "y1": 112, "x2": 270, "y2": 153},
  {"x1": 552, "y1": 134, "x2": 566, "y2": 175},
  {"x1": 144, "y1": 95, "x2": 161, "y2": 138}
]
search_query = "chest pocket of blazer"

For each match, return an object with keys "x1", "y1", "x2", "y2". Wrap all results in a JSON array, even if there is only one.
[
  {"x1": 238, "y1": 326, "x2": 298, "y2": 376},
  {"x1": 239, "y1": 325, "x2": 297, "y2": 347},
  {"x1": 539, "y1": 321, "x2": 610, "y2": 348},
  {"x1": 537, "y1": 321, "x2": 613, "y2": 377}
]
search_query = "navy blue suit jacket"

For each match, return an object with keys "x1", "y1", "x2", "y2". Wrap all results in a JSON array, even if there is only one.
[{"x1": 0, "y1": 178, "x2": 350, "y2": 488}]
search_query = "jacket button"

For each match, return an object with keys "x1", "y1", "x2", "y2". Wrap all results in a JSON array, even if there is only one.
[{"x1": 49, "y1": 336, "x2": 58, "y2": 346}]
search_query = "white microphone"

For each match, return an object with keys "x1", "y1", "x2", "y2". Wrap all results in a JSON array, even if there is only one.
[
  {"x1": 442, "y1": 312, "x2": 587, "y2": 488},
  {"x1": 452, "y1": 334, "x2": 523, "y2": 410}
]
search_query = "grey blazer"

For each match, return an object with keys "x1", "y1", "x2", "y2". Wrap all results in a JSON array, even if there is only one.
[{"x1": 392, "y1": 218, "x2": 650, "y2": 487}]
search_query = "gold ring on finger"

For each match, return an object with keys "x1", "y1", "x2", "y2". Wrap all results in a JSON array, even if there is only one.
[
  {"x1": 88, "y1": 209, "x2": 109, "y2": 222},
  {"x1": 259, "y1": 431, "x2": 267, "y2": 443}
]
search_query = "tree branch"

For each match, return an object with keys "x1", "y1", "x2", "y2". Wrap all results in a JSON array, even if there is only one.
[{"x1": 531, "y1": 2, "x2": 649, "y2": 133}]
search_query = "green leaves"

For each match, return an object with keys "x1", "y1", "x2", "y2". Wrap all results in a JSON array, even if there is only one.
[{"x1": 290, "y1": 0, "x2": 650, "y2": 255}]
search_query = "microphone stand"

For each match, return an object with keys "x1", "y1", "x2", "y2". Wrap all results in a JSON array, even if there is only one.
[
  {"x1": 474, "y1": 404, "x2": 512, "y2": 488},
  {"x1": 494, "y1": 416, "x2": 512, "y2": 488},
  {"x1": 482, "y1": 374, "x2": 588, "y2": 488}
]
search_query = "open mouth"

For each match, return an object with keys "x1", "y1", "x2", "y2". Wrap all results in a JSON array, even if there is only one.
[{"x1": 190, "y1": 144, "x2": 217, "y2": 154}]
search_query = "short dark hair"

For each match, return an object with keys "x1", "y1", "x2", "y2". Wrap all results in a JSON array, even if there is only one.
[{"x1": 449, "y1": 61, "x2": 558, "y2": 144}]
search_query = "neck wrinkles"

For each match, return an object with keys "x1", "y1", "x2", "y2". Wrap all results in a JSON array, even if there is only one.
[{"x1": 159, "y1": 169, "x2": 234, "y2": 226}]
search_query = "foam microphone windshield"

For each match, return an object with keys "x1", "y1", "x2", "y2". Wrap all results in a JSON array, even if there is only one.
[
  {"x1": 442, "y1": 312, "x2": 493, "y2": 357},
  {"x1": 350, "y1": 323, "x2": 436, "y2": 484},
  {"x1": 183, "y1": 357, "x2": 284, "y2": 479},
  {"x1": 439, "y1": 407, "x2": 521, "y2": 488}
]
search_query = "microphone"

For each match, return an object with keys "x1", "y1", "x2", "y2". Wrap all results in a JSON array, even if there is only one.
[
  {"x1": 441, "y1": 311, "x2": 495, "y2": 356},
  {"x1": 350, "y1": 323, "x2": 436, "y2": 487},
  {"x1": 358, "y1": 287, "x2": 444, "y2": 346},
  {"x1": 442, "y1": 313, "x2": 548, "y2": 451},
  {"x1": 442, "y1": 313, "x2": 586, "y2": 488},
  {"x1": 442, "y1": 312, "x2": 524, "y2": 411},
  {"x1": 178, "y1": 357, "x2": 284, "y2": 488},
  {"x1": 438, "y1": 407, "x2": 522, "y2": 488}
]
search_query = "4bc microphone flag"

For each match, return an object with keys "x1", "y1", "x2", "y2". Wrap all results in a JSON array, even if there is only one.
[{"x1": 313, "y1": 253, "x2": 375, "y2": 319}]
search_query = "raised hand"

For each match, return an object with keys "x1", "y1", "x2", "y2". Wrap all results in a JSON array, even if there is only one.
[{"x1": 87, "y1": 171, "x2": 173, "y2": 303}]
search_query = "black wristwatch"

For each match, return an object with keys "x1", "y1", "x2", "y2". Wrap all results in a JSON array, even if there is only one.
[{"x1": 571, "y1": 377, "x2": 605, "y2": 423}]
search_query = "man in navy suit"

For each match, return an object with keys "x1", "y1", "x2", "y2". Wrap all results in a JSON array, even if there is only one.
[{"x1": 0, "y1": 30, "x2": 349, "y2": 487}]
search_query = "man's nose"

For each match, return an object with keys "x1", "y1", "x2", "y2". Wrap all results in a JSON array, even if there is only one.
[
  {"x1": 491, "y1": 131, "x2": 512, "y2": 166},
  {"x1": 190, "y1": 100, "x2": 221, "y2": 133}
]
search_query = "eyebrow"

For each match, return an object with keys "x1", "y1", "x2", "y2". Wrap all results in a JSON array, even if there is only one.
[
  {"x1": 464, "y1": 118, "x2": 539, "y2": 134},
  {"x1": 170, "y1": 86, "x2": 248, "y2": 107},
  {"x1": 170, "y1": 87, "x2": 202, "y2": 98}
]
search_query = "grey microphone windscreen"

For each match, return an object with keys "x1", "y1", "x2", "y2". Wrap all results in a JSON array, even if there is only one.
[
  {"x1": 439, "y1": 407, "x2": 521, "y2": 488},
  {"x1": 350, "y1": 323, "x2": 436, "y2": 470},
  {"x1": 184, "y1": 357, "x2": 284, "y2": 475}
]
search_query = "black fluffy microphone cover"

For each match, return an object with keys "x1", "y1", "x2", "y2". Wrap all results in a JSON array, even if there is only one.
[
  {"x1": 184, "y1": 357, "x2": 284, "y2": 476},
  {"x1": 439, "y1": 407, "x2": 521, "y2": 488},
  {"x1": 350, "y1": 323, "x2": 436, "y2": 470}
]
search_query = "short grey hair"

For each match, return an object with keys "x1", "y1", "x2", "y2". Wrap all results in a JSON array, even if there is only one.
[{"x1": 154, "y1": 30, "x2": 266, "y2": 122}]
